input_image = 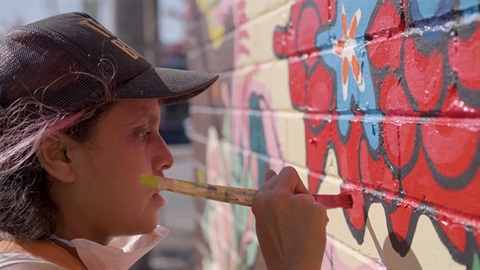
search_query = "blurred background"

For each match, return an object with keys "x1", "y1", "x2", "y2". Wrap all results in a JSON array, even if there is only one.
[{"x1": 1, "y1": 1, "x2": 196, "y2": 269}]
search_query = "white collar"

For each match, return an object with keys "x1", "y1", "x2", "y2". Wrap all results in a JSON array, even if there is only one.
[{"x1": 51, "y1": 225, "x2": 169, "y2": 269}]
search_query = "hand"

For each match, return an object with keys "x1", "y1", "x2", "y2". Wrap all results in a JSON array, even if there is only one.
[{"x1": 252, "y1": 167, "x2": 328, "y2": 270}]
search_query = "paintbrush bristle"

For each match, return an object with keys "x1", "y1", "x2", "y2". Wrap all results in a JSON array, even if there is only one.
[{"x1": 339, "y1": 193, "x2": 353, "y2": 208}]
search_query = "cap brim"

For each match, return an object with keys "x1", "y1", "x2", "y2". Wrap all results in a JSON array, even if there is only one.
[{"x1": 115, "y1": 68, "x2": 219, "y2": 104}]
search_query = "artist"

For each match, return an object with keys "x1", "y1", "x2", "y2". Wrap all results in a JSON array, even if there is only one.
[{"x1": 0, "y1": 13, "x2": 328, "y2": 269}]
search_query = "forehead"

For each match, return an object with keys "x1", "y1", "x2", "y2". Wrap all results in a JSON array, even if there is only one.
[
  {"x1": 107, "y1": 99, "x2": 161, "y2": 122},
  {"x1": 118, "y1": 98, "x2": 159, "y2": 110}
]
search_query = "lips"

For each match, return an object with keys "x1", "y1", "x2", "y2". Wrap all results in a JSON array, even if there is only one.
[{"x1": 152, "y1": 189, "x2": 161, "y2": 198}]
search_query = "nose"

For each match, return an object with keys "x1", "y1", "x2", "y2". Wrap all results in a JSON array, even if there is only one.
[{"x1": 152, "y1": 135, "x2": 174, "y2": 173}]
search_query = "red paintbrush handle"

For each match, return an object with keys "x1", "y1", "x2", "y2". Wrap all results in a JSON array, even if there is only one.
[{"x1": 312, "y1": 193, "x2": 353, "y2": 209}]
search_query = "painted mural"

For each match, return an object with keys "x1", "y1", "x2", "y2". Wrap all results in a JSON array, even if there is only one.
[{"x1": 188, "y1": 0, "x2": 480, "y2": 269}]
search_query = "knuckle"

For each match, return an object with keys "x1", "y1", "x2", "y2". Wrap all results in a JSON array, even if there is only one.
[{"x1": 292, "y1": 193, "x2": 315, "y2": 204}]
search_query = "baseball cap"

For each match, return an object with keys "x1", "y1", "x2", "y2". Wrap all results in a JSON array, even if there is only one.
[{"x1": 0, "y1": 12, "x2": 218, "y2": 112}]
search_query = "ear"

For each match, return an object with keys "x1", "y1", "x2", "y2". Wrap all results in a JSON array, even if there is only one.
[{"x1": 36, "y1": 134, "x2": 78, "y2": 183}]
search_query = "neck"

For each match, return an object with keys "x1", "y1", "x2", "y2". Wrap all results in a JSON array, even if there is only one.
[{"x1": 54, "y1": 220, "x2": 111, "y2": 245}]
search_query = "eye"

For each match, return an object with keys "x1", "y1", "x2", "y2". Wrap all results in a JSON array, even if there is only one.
[{"x1": 135, "y1": 127, "x2": 152, "y2": 141}]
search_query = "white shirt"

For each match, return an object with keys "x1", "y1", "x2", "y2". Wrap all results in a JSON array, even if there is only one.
[{"x1": 0, "y1": 225, "x2": 169, "y2": 270}]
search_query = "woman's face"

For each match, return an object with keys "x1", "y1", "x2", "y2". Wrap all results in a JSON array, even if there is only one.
[{"x1": 54, "y1": 98, "x2": 174, "y2": 243}]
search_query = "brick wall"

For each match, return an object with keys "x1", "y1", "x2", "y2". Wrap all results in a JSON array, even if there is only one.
[{"x1": 186, "y1": 0, "x2": 480, "y2": 269}]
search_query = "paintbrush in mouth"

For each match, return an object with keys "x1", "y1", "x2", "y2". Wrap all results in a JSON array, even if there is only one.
[{"x1": 140, "y1": 174, "x2": 353, "y2": 209}]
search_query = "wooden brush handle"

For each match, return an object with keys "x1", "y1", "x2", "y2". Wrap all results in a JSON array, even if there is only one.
[{"x1": 141, "y1": 174, "x2": 256, "y2": 206}]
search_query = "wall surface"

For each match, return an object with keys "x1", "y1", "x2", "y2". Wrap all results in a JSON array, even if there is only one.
[{"x1": 186, "y1": 0, "x2": 480, "y2": 269}]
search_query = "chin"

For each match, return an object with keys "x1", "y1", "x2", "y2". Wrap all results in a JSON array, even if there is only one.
[
  {"x1": 136, "y1": 218, "x2": 159, "y2": 235},
  {"x1": 143, "y1": 221, "x2": 159, "y2": 234}
]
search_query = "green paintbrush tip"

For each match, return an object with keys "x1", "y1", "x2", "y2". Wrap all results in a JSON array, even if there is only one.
[{"x1": 139, "y1": 174, "x2": 158, "y2": 188}]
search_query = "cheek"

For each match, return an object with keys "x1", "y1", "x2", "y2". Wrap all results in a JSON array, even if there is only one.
[
  {"x1": 74, "y1": 135, "x2": 155, "y2": 187},
  {"x1": 100, "y1": 143, "x2": 153, "y2": 182},
  {"x1": 72, "y1": 147, "x2": 126, "y2": 182}
]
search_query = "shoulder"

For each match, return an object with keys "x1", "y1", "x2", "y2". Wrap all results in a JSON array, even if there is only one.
[
  {"x1": 0, "y1": 253, "x2": 63, "y2": 269},
  {"x1": 1, "y1": 239, "x2": 85, "y2": 270},
  {"x1": 1, "y1": 263, "x2": 64, "y2": 270}
]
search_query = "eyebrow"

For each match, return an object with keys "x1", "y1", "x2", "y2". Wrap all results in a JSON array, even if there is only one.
[
  {"x1": 147, "y1": 114, "x2": 160, "y2": 125},
  {"x1": 140, "y1": 110, "x2": 160, "y2": 123}
]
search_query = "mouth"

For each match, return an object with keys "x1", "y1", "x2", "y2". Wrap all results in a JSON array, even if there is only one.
[
  {"x1": 140, "y1": 173, "x2": 165, "y2": 204},
  {"x1": 151, "y1": 189, "x2": 165, "y2": 207}
]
